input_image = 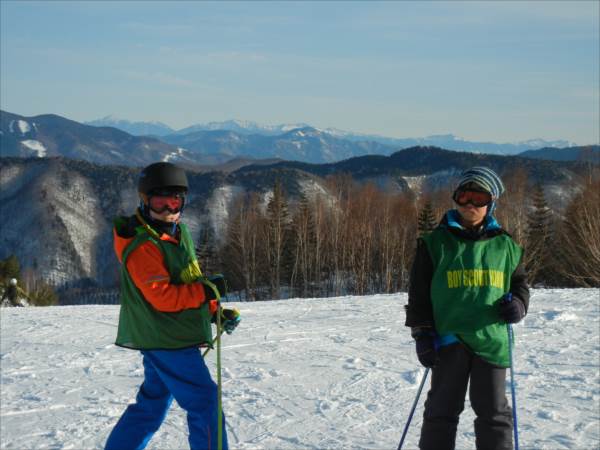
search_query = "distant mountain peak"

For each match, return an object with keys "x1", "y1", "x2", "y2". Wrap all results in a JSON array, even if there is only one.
[
  {"x1": 85, "y1": 116, "x2": 175, "y2": 136},
  {"x1": 285, "y1": 126, "x2": 321, "y2": 137}
]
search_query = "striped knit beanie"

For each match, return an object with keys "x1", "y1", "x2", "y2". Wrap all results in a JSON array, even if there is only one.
[{"x1": 455, "y1": 166, "x2": 504, "y2": 199}]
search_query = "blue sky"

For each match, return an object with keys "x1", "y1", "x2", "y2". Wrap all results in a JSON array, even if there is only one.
[{"x1": 1, "y1": 1, "x2": 598, "y2": 144}]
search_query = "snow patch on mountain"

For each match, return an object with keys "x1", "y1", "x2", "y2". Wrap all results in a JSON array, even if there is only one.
[
  {"x1": 298, "y1": 178, "x2": 329, "y2": 200},
  {"x1": 544, "y1": 183, "x2": 581, "y2": 211},
  {"x1": 49, "y1": 171, "x2": 105, "y2": 280},
  {"x1": 0, "y1": 162, "x2": 47, "y2": 201},
  {"x1": 109, "y1": 150, "x2": 125, "y2": 159},
  {"x1": 402, "y1": 170, "x2": 461, "y2": 194},
  {"x1": 163, "y1": 147, "x2": 188, "y2": 162},
  {"x1": 17, "y1": 120, "x2": 32, "y2": 134},
  {"x1": 403, "y1": 175, "x2": 427, "y2": 195},
  {"x1": 0, "y1": 165, "x2": 25, "y2": 195},
  {"x1": 20, "y1": 140, "x2": 47, "y2": 157},
  {"x1": 207, "y1": 185, "x2": 244, "y2": 242},
  {"x1": 8, "y1": 119, "x2": 33, "y2": 135}
]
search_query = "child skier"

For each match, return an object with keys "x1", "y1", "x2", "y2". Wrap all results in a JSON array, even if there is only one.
[
  {"x1": 405, "y1": 166, "x2": 529, "y2": 450},
  {"x1": 105, "y1": 162, "x2": 240, "y2": 450},
  {"x1": 1, "y1": 278, "x2": 24, "y2": 307}
]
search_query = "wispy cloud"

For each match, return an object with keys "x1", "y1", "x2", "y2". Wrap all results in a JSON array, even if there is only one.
[{"x1": 120, "y1": 21, "x2": 196, "y2": 36}]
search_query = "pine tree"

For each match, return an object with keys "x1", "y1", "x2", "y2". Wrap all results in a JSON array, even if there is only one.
[
  {"x1": 525, "y1": 184, "x2": 554, "y2": 285},
  {"x1": 417, "y1": 201, "x2": 437, "y2": 236}
]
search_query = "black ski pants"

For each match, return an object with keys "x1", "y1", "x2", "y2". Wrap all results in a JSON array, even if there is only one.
[{"x1": 419, "y1": 343, "x2": 513, "y2": 450}]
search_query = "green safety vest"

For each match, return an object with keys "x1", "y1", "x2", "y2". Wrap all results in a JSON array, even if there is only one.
[
  {"x1": 421, "y1": 229, "x2": 522, "y2": 367},
  {"x1": 115, "y1": 221, "x2": 214, "y2": 350}
]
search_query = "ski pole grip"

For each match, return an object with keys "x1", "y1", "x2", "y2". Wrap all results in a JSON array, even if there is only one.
[{"x1": 505, "y1": 292, "x2": 513, "y2": 303}]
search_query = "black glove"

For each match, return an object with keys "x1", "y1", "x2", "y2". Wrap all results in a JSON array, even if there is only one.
[
  {"x1": 498, "y1": 295, "x2": 525, "y2": 324},
  {"x1": 203, "y1": 275, "x2": 228, "y2": 301},
  {"x1": 412, "y1": 327, "x2": 437, "y2": 368}
]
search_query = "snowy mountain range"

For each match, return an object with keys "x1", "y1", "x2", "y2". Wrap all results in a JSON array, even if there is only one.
[
  {"x1": 85, "y1": 115, "x2": 174, "y2": 137},
  {"x1": 85, "y1": 116, "x2": 578, "y2": 156},
  {"x1": 159, "y1": 127, "x2": 393, "y2": 164},
  {"x1": 3, "y1": 111, "x2": 594, "y2": 166},
  {"x1": 0, "y1": 111, "x2": 197, "y2": 167}
]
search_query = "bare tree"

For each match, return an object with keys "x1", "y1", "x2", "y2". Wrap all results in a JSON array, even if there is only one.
[
  {"x1": 311, "y1": 194, "x2": 327, "y2": 296},
  {"x1": 264, "y1": 180, "x2": 291, "y2": 299},
  {"x1": 556, "y1": 178, "x2": 600, "y2": 287},
  {"x1": 222, "y1": 193, "x2": 262, "y2": 300},
  {"x1": 346, "y1": 183, "x2": 377, "y2": 295},
  {"x1": 497, "y1": 167, "x2": 529, "y2": 244},
  {"x1": 323, "y1": 174, "x2": 353, "y2": 296},
  {"x1": 290, "y1": 195, "x2": 316, "y2": 297}
]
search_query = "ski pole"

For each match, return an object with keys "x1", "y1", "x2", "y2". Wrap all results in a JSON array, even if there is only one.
[
  {"x1": 397, "y1": 367, "x2": 430, "y2": 450},
  {"x1": 216, "y1": 295, "x2": 224, "y2": 450},
  {"x1": 202, "y1": 276, "x2": 225, "y2": 450},
  {"x1": 506, "y1": 293, "x2": 519, "y2": 450},
  {"x1": 203, "y1": 316, "x2": 225, "y2": 449}
]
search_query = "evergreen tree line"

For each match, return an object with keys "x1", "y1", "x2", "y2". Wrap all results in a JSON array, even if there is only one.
[
  {"x1": 0, "y1": 255, "x2": 58, "y2": 306},
  {"x1": 198, "y1": 171, "x2": 600, "y2": 301}
]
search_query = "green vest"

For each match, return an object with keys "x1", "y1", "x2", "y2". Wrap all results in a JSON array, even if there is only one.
[
  {"x1": 115, "y1": 222, "x2": 214, "y2": 350},
  {"x1": 421, "y1": 229, "x2": 522, "y2": 367}
]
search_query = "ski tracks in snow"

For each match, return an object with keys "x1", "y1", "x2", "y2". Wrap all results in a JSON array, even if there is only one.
[
  {"x1": 1, "y1": 291, "x2": 599, "y2": 449},
  {"x1": 217, "y1": 296, "x2": 440, "y2": 449}
]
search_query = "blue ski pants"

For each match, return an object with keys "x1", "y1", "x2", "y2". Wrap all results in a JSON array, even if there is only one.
[{"x1": 105, "y1": 347, "x2": 228, "y2": 450}]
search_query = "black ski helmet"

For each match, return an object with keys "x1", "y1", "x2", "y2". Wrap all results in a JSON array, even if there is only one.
[{"x1": 138, "y1": 162, "x2": 188, "y2": 195}]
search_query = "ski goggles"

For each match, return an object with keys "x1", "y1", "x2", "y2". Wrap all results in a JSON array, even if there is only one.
[
  {"x1": 148, "y1": 192, "x2": 185, "y2": 214},
  {"x1": 453, "y1": 189, "x2": 492, "y2": 208}
]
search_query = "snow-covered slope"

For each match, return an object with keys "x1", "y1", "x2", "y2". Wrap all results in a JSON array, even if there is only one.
[{"x1": 1, "y1": 289, "x2": 598, "y2": 449}]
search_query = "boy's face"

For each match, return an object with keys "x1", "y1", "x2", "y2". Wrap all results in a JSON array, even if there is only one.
[
  {"x1": 457, "y1": 202, "x2": 487, "y2": 227},
  {"x1": 144, "y1": 189, "x2": 185, "y2": 224}
]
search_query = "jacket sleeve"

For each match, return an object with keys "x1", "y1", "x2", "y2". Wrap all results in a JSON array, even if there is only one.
[
  {"x1": 126, "y1": 241, "x2": 210, "y2": 313},
  {"x1": 405, "y1": 238, "x2": 435, "y2": 328},
  {"x1": 509, "y1": 260, "x2": 530, "y2": 314}
]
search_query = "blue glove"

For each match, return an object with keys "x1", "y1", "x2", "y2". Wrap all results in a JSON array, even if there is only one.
[
  {"x1": 220, "y1": 307, "x2": 241, "y2": 335},
  {"x1": 498, "y1": 294, "x2": 525, "y2": 324}
]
